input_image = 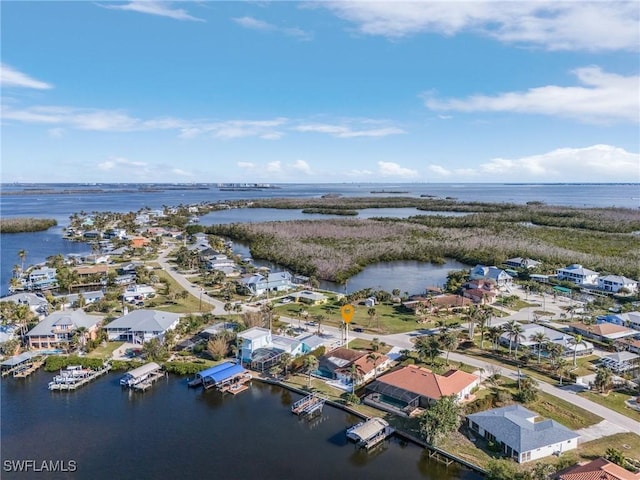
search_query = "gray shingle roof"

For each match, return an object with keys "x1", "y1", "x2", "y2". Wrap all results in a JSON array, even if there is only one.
[
  {"x1": 27, "y1": 310, "x2": 103, "y2": 337},
  {"x1": 467, "y1": 405, "x2": 579, "y2": 453},
  {"x1": 105, "y1": 310, "x2": 180, "y2": 333}
]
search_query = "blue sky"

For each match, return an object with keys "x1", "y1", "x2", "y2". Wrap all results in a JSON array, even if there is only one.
[{"x1": 1, "y1": 1, "x2": 639, "y2": 183}]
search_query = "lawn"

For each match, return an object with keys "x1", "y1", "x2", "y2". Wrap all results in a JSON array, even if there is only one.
[
  {"x1": 579, "y1": 390, "x2": 640, "y2": 422},
  {"x1": 276, "y1": 298, "x2": 460, "y2": 334},
  {"x1": 86, "y1": 341, "x2": 124, "y2": 360},
  {"x1": 347, "y1": 338, "x2": 392, "y2": 354},
  {"x1": 577, "y1": 432, "x2": 640, "y2": 462},
  {"x1": 145, "y1": 270, "x2": 202, "y2": 313}
]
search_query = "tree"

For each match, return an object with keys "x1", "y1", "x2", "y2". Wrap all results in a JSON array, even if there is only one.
[
  {"x1": 530, "y1": 331, "x2": 549, "y2": 364},
  {"x1": 415, "y1": 335, "x2": 441, "y2": 363},
  {"x1": 605, "y1": 448, "x2": 627, "y2": 468},
  {"x1": 569, "y1": 334, "x2": 587, "y2": 366},
  {"x1": 303, "y1": 355, "x2": 319, "y2": 387},
  {"x1": 366, "y1": 352, "x2": 381, "y2": 379},
  {"x1": 487, "y1": 326, "x2": 502, "y2": 351},
  {"x1": 594, "y1": 366, "x2": 613, "y2": 393},
  {"x1": 18, "y1": 249, "x2": 27, "y2": 273},
  {"x1": 439, "y1": 330, "x2": 459, "y2": 364},
  {"x1": 279, "y1": 352, "x2": 293, "y2": 378},
  {"x1": 207, "y1": 336, "x2": 229, "y2": 361},
  {"x1": 367, "y1": 307, "x2": 376, "y2": 327},
  {"x1": 418, "y1": 395, "x2": 461, "y2": 445},
  {"x1": 143, "y1": 338, "x2": 169, "y2": 362},
  {"x1": 503, "y1": 320, "x2": 524, "y2": 357},
  {"x1": 556, "y1": 358, "x2": 570, "y2": 386},
  {"x1": 517, "y1": 376, "x2": 539, "y2": 403},
  {"x1": 370, "y1": 337, "x2": 381, "y2": 352}
]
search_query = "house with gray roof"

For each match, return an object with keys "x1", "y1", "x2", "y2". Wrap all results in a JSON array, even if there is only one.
[
  {"x1": 469, "y1": 265, "x2": 513, "y2": 287},
  {"x1": 597, "y1": 275, "x2": 638, "y2": 294},
  {"x1": 556, "y1": 264, "x2": 599, "y2": 286},
  {"x1": 467, "y1": 405, "x2": 579, "y2": 463},
  {"x1": 27, "y1": 310, "x2": 103, "y2": 350},
  {"x1": 104, "y1": 310, "x2": 180, "y2": 345},
  {"x1": 504, "y1": 257, "x2": 541, "y2": 270},
  {"x1": 240, "y1": 272, "x2": 292, "y2": 296},
  {"x1": 1, "y1": 292, "x2": 49, "y2": 316}
]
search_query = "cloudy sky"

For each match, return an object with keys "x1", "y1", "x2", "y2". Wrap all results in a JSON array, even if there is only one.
[{"x1": 2, "y1": 1, "x2": 639, "y2": 183}]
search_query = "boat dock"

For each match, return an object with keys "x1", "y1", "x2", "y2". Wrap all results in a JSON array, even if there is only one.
[
  {"x1": 1, "y1": 352, "x2": 43, "y2": 378},
  {"x1": 120, "y1": 362, "x2": 164, "y2": 392},
  {"x1": 346, "y1": 417, "x2": 394, "y2": 449},
  {"x1": 291, "y1": 394, "x2": 325, "y2": 416},
  {"x1": 191, "y1": 362, "x2": 252, "y2": 394},
  {"x1": 48, "y1": 364, "x2": 111, "y2": 391}
]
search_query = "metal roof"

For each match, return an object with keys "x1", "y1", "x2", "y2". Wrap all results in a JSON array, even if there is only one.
[
  {"x1": 207, "y1": 364, "x2": 246, "y2": 384},
  {"x1": 122, "y1": 362, "x2": 161, "y2": 380},
  {"x1": 196, "y1": 361, "x2": 236, "y2": 380},
  {"x1": 1, "y1": 351, "x2": 40, "y2": 367}
]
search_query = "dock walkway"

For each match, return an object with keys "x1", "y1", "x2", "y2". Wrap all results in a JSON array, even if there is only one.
[
  {"x1": 291, "y1": 394, "x2": 326, "y2": 416},
  {"x1": 48, "y1": 365, "x2": 111, "y2": 391}
]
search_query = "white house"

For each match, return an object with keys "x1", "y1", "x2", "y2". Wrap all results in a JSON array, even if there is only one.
[
  {"x1": 504, "y1": 258, "x2": 541, "y2": 270},
  {"x1": 469, "y1": 265, "x2": 513, "y2": 287},
  {"x1": 2, "y1": 292, "x2": 49, "y2": 316},
  {"x1": 237, "y1": 327, "x2": 304, "y2": 371},
  {"x1": 467, "y1": 405, "x2": 579, "y2": 463},
  {"x1": 500, "y1": 323, "x2": 594, "y2": 358},
  {"x1": 597, "y1": 275, "x2": 638, "y2": 294},
  {"x1": 122, "y1": 284, "x2": 156, "y2": 302},
  {"x1": 240, "y1": 272, "x2": 292, "y2": 296},
  {"x1": 600, "y1": 352, "x2": 640, "y2": 374},
  {"x1": 104, "y1": 310, "x2": 180, "y2": 344},
  {"x1": 237, "y1": 327, "x2": 273, "y2": 363},
  {"x1": 556, "y1": 264, "x2": 599, "y2": 285}
]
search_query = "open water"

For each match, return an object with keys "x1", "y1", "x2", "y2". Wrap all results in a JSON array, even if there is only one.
[{"x1": 1, "y1": 370, "x2": 481, "y2": 480}]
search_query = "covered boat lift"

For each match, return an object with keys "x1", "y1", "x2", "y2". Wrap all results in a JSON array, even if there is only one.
[
  {"x1": 120, "y1": 362, "x2": 164, "y2": 391},
  {"x1": 188, "y1": 361, "x2": 236, "y2": 388},
  {"x1": 346, "y1": 417, "x2": 394, "y2": 449},
  {"x1": 1, "y1": 351, "x2": 43, "y2": 378}
]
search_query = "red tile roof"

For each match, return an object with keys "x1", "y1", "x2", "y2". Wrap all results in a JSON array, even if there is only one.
[
  {"x1": 556, "y1": 458, "x2": 640, "y2": 480},
  {"x1": 375, "y1": 365, "x2": 478, "y2": 400}
]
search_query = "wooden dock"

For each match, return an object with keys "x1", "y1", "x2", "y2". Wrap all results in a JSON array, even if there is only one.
[
  {"x1": 48, "y1": 365, "x2": 111, "y2": 391},
  {"x1": 218, "y1": 373, "x2": 252, "y2": 394},
  {"x1": 11, "y1": 360, "x2": 44, "y2": 378},
  {"x1": 291, "y1": 394, "x2": 325, "y2": 416}
]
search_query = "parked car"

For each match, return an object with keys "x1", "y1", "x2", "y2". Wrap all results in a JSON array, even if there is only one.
[{"x1": 353, "y1": 327, "x2": 363, "y2": 333}]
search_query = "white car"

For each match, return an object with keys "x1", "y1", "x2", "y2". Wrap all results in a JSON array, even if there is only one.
[{"x1": 280, "y1": 298, "x2": 293, "y2": 304}]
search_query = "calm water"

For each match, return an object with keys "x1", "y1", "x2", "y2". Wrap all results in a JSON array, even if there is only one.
[{"x1": 0, "y1": 371, "x2": 480, "y2": 480}]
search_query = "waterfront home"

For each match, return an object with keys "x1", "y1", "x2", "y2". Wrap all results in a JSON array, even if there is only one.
[
  {"x1": 504, "y1": 257, "x2": 541, "y2": 270},
  {"x1": 556, "y1": 264, "x2": 599, "y2": 286},
  {"x1": 237, "y1": 327, "x2": 304, "y2": 370},
  {"x1": 335, "y1": 352, "x2": 391, "y2": 387},
  {"x1": 364, "y1": 365, "x2": 479, "y2": 416},
  {"x1": 56, "y1": 290, "x2": 105, "y2": 309},
  {"x1": 1, "y1": 292, "x2": 49, "y2": 316},
  {"x1": 289, "y1": 291, "x2": 327, "y2": 305},
  {"x1": 599, "y1": 351, "x2": 640, "y2": 374},
  {"x1": 239, "y1": 272, "x2": 293, "y2": 296},
  {"x1": 27, "y1": 310, "x2": 103, "y2": 350},
  {"x1": 570, "y1": 322, "x2": 637, "y2": 342},
  {"x1": 104, "y1": 310, "x2": 180, "y2": 344},
  {"x1": 463, "y1": 287, "x2": 497, "y2": 305},
  {"x1": 27, "y1": 267, "x2": 58, "y2": 290},
  {"x1": 317, "y1": 347, "x2": 366, "y2": 380},
  {"x1": 200, "y1": 322, "x2": 237, "y2": 339},
  {"x1": 499, "y1": 323, "x2": 594, "y2": 358},
  {"x1": 237, "y1": 327, "x2": 272, "y2": 363},
  {"x1": 467, "y1": 405, "x2": 579, "y2": 463},
  {"x1": 295, "y1": 333, "x2": 326, "y2": 353},
  {"x1": 122, "y1": 284, "x2": 156, "y2": 302},
  {"x1": 72, "y1": 265, "x2": 108, "y2": 285},
  {"x1": 625, "y1": 338, "x2": 640, "y2": 355},
  {"x1": 597, "y1": 275, "x2": 638, "y2": 294},
  {"x1": 469, "y1": 265, "x2": 513, "y2": 287},
  {"x1": 554, "y1": 457, "x2": 640, "y2": 480}
]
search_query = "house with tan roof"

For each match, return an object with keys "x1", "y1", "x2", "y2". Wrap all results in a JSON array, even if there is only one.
[
  {"x1": 335, "y1": 352, "x2": 392, "y2": 386},
  {"x1": 554, "y1": 457, "x2": 640, "y2": 480},
  {"x1": 364, "y1": 365, "x2": 479, "y2": 416},
  {"x1": 571, "y1": 322, "x2": 637, "y2": 342}
]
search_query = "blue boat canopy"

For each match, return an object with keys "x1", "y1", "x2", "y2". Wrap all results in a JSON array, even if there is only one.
[
  {"x1": 196, "y1": 361, "x2": 235, "y2": 380},
  {"x1": 207, "y1": 364, "x2": 246, "y2": 385}
]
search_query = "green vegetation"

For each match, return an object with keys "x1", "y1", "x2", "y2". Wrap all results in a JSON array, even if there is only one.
[
  {"x1": 208, "y1": 199, "x2": 640, "y2": 282},
  {"x1": 85, "y1": 341, "x2": 124, "y2": 359},
  {"x1": 0, "y1": 217, "x2": 57, "y2": 233},
  {"x1": 579, "y1": 390, "x2": 640, "y2": 422},
  {"x1": 418, "y1": 394, "x2": 462, "y2": 445},
  {"x1": 44, "y1": 355, "x2": 107, "y2": 372},
  {"x1": 301, "y1": 208, "x2": 358, "y2": 216}
]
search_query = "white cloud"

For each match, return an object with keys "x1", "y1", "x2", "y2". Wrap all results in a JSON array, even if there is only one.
[
  {"x1": 290, "y1": 159, "x2": 312, "y2": 175},
  {"x1": 172, "y1": 168, "x2": 193, "y2": 177},
  {"x1": 322, "y1": 2, "x2": 639, "y2": 51},
  {"x1": 344, "y1": 169, "x2": 374, "y2": 177},
  {"x1": 427, "y1": 145, "x2": 639, "y2": 182},
  {"x1": 48, "y1": 128, "x2": 65, "y2": 138},
  {"x1": 1, "y1": 64, "x2": 53, "y2": 89},
  {"x1": 266, "y1": 161, "x2": 281, "y2": 173},
  {"x1": 423, "y1": 67, "x2": 639, "y2": 124},
  {"x1": 233, "y1": 16, "x2": 312, "y2": 40},
  {"x1": 295, "y1": 122, "x2": 405, "y2": 138},
  {"x1": 377, "y1": 161, "x2": 418, "y2": 177},
  {"x1": 237, "y1": 162, "x2": 256, "y2": 169},
  {"x1": 101, "y1": 1, "x2": 204, "y2": 22},
  {"x1": 97, "y1": 156, "x2": 148, "y2": 171}
]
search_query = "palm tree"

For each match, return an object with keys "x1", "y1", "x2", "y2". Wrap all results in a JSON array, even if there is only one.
[
  {"x1": 530, "y1": 331, "x2": 549, "y2": 364},
  {"x1": 439, "y1": 331, "x2": 458, "y2": 364},
  {"x1": 487, "y1": 326, "x2": 502, "y2": 351},
  {"x1": 314, "y1": 314, "x2": 325, "y2": 336},
  {"x1": 594, "y1": 366, "x2": 613, "y2": 393},
  {"x1": 503, "y1": 320, "x2": 524, "y2": 357},
  {"x1": 348, "y1": 363, "x2": 364, "y2": 393},
  {"x1": 569, "y1": 334, "x2": 587, "y2": 366},
  {"x1": 279, "y1": 353, "x2": 293, "y2": 378},
  {"x1": 415, "y1": 335, "x2": 441, "y2": 363},
  {"x1": 477, "y1": 307, "x2": 491, "y2": 349},
  {"x1": 555, "y1": 358, "x2": 570, "y2": 386},
  {"x1": 366, "y1": 352, "x2": 380, "y2": 379},
  {"x1": 303, "y1": 355, "x2": 319, "y2": 387},
  {"x1": 18, "y1": 249, "x2": 27, "y2": 273},
  {"x1": 75, "y1": 326, "x2": 89, "y2": 351},
  {"x1": 367, "y1": 307, "x2": 376, "y2": 327},
  {"x1": 370, "y1": 337, "x2": 381, "y2": 352}
]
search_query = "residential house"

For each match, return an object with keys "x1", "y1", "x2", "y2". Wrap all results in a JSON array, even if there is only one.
[
  {"x1": 317, "y1": 347, "x2": 366, "y2": 380},
  {"x1": 56, "y1": 290, "x2": 105, "y2": 309},
  {"x1": 104, "y1": 309, "x2": 180, "y2": 344},
  {"x1": 73, "y1": 264, "x2": 108, "y2": 284},
  {"x1": 289, "y1": 291, "x2": 327, "y2": 305},
  {"x1": 597, "y1": 275, "x2": 638, "y2": 294},
  {"x1": 240, "y1": 272, "x2": 293, "y2": 296},
  {"x1": 27, "y1": 310, "x2": 103, "y2": 350},
  {"x1": 499, "y1": 323, "x2": 594, "y2": 358},
  {"x1": 122, "y1": 284, "x2": 156, "y2": 302},
  {"x1": 504, "y1": 257, "x2": 541, "y2": 270},
  {"x1": 295, "y1": 333, "x2": 326, "y2": 353},
  {"x1": 335, "y1": 352, "x2": 391, "y2": 386},
  {"x1": 2, "y1": 292, "x2": 49, "y2": 316},
  {"x1": 469, "y1": 265, "x2": 513, "y2": 287},
  {"x1": 554, "y1": 457, "x2": 640, "y2": 480},
  {"x1": 237, "y1": 327, "x2": 304, "y2": 371},
  {"x1": 556, "y1": 264, "x2": 599, "y2": 286},
  {"x1": 130, "y1": 236, "x2": 151, "y2": 249},
  {"x1": 600, "y1": 351, "x2": 640, "y2": 374},
  {"x1": 27, "y1": 267, "x2": 57, "y2": 290},
  {"x1": 462, "y1": 283, "x2": 497, "y2": 305},
  {"x1": 467, "y1": 405, "x2": 579, "y2": 463},
  {"x1": 571, "y1": 322, "x2": 637, "y2": 342},
  {"x1": 364, "y1": 365, "x2": 479, "y2": 416},
  {"x1": 237, "y1": 327, "x2": 272, "y2": 363},
  {"x1": 597, "y1": 312, "x2": 640, "y2": 331}
]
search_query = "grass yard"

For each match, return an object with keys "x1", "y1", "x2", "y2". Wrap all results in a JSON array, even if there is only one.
[
  {"x1": 526, "y1": 391, "x2": 603, "y2": 430},
  {"x1": 577, "y1": 432, "x2": 640, "y2": 462},
  {"x1": 86, "y1": 341, "x2": 124, "y2": 360},
  {"x1": 578, "y1": 390, "x2": 640, "y2": 422},
  {"x1": 346, "y1": 338, "x2": 392, "y2": 354},
  {"x1": 146, "y1": 270, "x2": 202, "y2": 313}
]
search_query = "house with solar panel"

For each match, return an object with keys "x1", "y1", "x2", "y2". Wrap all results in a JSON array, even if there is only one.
[{"x1": 467, "y1": 405, "x2": 579, "y2": 463}]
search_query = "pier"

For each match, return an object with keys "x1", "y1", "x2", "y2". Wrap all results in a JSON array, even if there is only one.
[
  {"x1": 291, "y1": 394, "x2": 326, "y2": 417},
  {"x1": 1, "y1": 352, "x2": 43, "y2": 378},
  {"x1": 48, "y1": 364, "x2": 111, "y2": 391},
  {"x1": 120, "y1": 362, "x2": 165, "y2": 392},
  {"x1": 346, "y1": 417, "x2": 394, "y2": 450}
]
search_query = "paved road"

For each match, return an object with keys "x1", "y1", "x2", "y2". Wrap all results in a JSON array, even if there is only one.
[{"x1": 156, "y1": 250, "x2": 640, "y2": 438}]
